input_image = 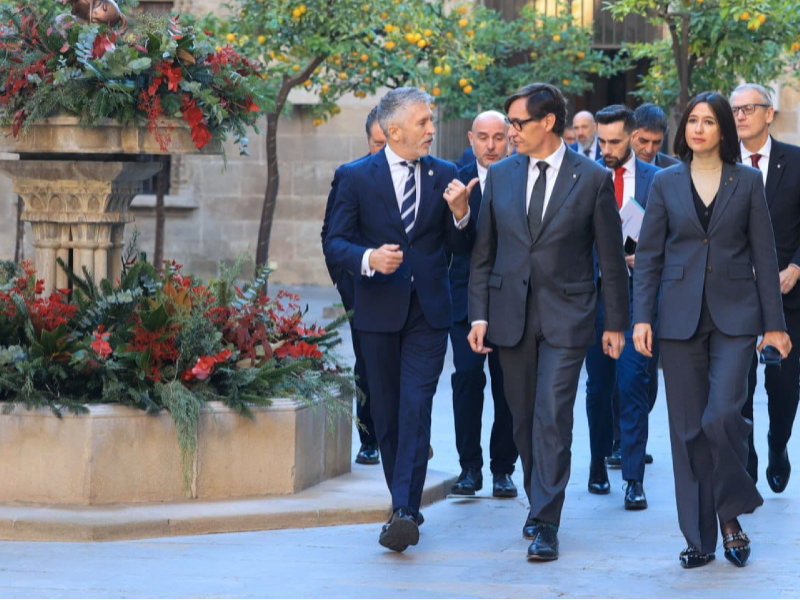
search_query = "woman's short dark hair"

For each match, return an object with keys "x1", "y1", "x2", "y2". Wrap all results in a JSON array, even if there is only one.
[
  {"x1": 503, "y1": 83, "x2": 567, "y2": 135},
  {"x1": 673, "y1": 92, "x2": 741, "y2": 164}
]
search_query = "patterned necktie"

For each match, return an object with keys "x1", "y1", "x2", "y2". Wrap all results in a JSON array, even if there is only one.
[
  {"x1": 750, "y1": 153, "x2": 761, "y2": 168},
  {"x1": 614, "y1": 166, "x2": 625, "y2": 209},
  {"x1": 584, "y1": 148, "x2": 591, "y2": 157},
  {"x1": 399, "y1": 160, "x2": 418, "y2": 235},
  {"x1": 527, "y1": 161, "x2": 549, "y2": 239}
]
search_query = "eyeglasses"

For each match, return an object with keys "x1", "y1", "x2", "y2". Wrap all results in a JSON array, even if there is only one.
[
  {"x1": 731, "y1": 103, "x2": 771, "y2": 116},
  {"x1": 507, "y1": 116, "x2": 538, "y2": 131}
]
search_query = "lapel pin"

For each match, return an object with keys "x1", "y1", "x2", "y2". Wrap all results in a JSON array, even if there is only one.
[
  {"x1": 572, "y1": 174, "x2": 577, "y2": 178},
  {"x1": 729, "y1": 177, "x2": 733, "y2": 181},
  {"x1": 428, "y1": 169, "x2": 434, "y2": 176},
  {"x1": 778, "y1": 164, "x2": 782, "y2": 169}
]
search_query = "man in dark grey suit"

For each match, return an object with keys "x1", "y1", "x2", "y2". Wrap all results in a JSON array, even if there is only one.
[
  {"x1": 632, "y1": 104, "x2": 680, "y2": 169},
  {"x1": 468, "y1": 83, "x2": 630, "y2": 561}
]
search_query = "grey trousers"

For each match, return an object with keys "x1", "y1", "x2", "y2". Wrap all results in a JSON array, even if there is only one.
[
  {"x1": 498, "y1": 291, "x2": 587, "y2": 526},
  {"x1": 660, "y1": 305, "x2": 764, "y2": 554}
]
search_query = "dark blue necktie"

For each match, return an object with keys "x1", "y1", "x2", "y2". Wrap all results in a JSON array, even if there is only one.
[{"x1": 400, "y1": 160, "x2": 418, "y2": 235}]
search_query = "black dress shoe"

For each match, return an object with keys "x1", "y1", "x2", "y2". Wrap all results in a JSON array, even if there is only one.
[
  {"x1": 492, "y1": 473, "x2": 518, "y2": 498},
  {"x1": 624, "y1": 480, "x2": 648, "y2": 510},
  {"x1": 766, "y1": 444, "x2": 791, "y2": 494},
  {"x1": 722, "y1": 530, "x2": 751, "y2": 567},
  {"x1": 526, "y1": 525, "x2": 559, "y2": 561},
  {"x1": 606, "y1": 440, "x2": 622, "y2": 469},
  {"x1": 451, "y1": 467, "x2": 483, "y2": 496},
  {"x1": 645, "y1": 453, "x2": 654, "y2": 464},
  {"x1": 522, "y1": 515, "x2": 536, "y2": 540},
  {"x1": 588, "y1": 458, "x2": 610, "y2": 495},
  {"x1": 679, "y1": 546, "x2": 715, "y2": 569},
  {"x1": 379, "y1": 507, "x2": 419, "y2": 552},
  {"x1": 355, "y1": 443, "x2": 380, "y2": 465},
  {"x1": 416, "y1": 511, "x2": 424, "y2": 527}
]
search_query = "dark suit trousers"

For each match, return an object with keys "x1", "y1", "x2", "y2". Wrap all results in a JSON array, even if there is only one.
[
  {"x1": 498, "y1": 290, "x2": 587, "y2": 526},
  {"x1": 660, "y1": 304, "x2": 763, "y2": 554},
  {"x1": 358, "y1": 293, "x2": 448, "y2": 514},
  {"x1": 585, "y1": 291, "x2": 650, "y2": 481},
  {"x1": 745, "y1": 306, "x2": 800, "y2": 453},
  {"x1": 450, "y1": 319, "x2": 518, "y2": 475}
]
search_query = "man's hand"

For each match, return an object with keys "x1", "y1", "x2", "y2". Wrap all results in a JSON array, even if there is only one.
[
  {"x1": 368, "y1": 244, "x2": 403, "y2": 275},
  {"x1": 602, "y1": 330, "x2": 625, "y2": 359},
  {"x1": 632, "y1": 323, "x2": 653, "y2": 357},
  {"x1": 779, "y1": 265, "x2": 800, "y2": 295},
  {"x1": 467, "y1": 322, "x2": 492, "y2": 354},
  {"x1": 759, "y1": 330, "x2": 792, "y2": 359},
  {"x1": 443, "y1": 177, "x2": 479, "y2": 221},
  {"x1": 625, "y1": 253, "x2": 635, "y2": 270}
]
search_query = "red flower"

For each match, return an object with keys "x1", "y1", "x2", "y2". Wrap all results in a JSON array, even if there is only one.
[
  {"x1": 248, "y1": 100, "x2": 260, "y2": 112},
  {"x1": 191, "y1": 355, "x2": 216, "y2": 380},
  {"x1": 92, "y1": 33, "x2": 116, "y2": 59},
  {"x1": 91, "y1": 329, "x2": 112, "y2": 358}
]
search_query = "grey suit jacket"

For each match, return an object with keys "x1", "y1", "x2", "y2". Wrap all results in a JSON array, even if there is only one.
[
  {"x1": 468, "y1": 146, "x2": 630, "y2": 349},
  {"x1": 654, "y1": 153, "x2": 680, "y2": 169},
  {"x1": 632, "y1": 162, "x2": 786, "y2": 339}
]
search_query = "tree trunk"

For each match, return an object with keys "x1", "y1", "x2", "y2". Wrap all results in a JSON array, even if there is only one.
[
  {"x1": 14, "y1": 195, "x2": 23, "y2": 262},
  {"x1": 153, "y1": 157, "x2": 168, "y2": 268},
  {"x1": 256, "y1": 110, "x2": 281, "y2": 269}
]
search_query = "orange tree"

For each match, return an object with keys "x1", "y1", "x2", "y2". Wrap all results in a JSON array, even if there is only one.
[
  {"x1": 216, "y1": 0, "x2": 614, "y2": 267},
  {"x1": 606, "y1": 0, "x2": 800, "y2": 113}
]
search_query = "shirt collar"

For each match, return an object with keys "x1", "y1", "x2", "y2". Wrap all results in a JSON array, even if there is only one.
[
  {"x1": 384, "y1": 144, "x2": 418, "y2": 167},
  {"x1": 476, "y1": 161, "x2": 488, "y2": 183},
  {"x1": 622, "y1": 151, "x2": 636, "y2": 174},
  {"x1": 740, "y1": 136, "x2": 772, "y2": 161},
  {"x1": 529, "y1": 140, "x2": 567, "y2": 171}
]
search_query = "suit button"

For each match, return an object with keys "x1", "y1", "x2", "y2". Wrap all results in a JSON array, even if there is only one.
[
  {"x1": 523, "y1": 279, "x2": 528, "y2": 286},
  {"x1": 707, "y1": 266, "x2": 713, "y2": 273},
  {"x1": 703, "y1": 238, "x2": 709, "y2": 244}
]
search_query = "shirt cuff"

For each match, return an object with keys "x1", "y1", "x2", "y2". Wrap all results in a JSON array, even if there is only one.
[
  {"x1": 453, "y1": 208, "x2": 471, "y2": 229},
  {"x1": 361, "y1": 249, "x2": 375, "y2": 277},
  {"x1": 470, "y1": 320, "x2": 488, "y2": 327},
  {"x1": 790, "y1": 264, "x2": 800, "y2": 272}
]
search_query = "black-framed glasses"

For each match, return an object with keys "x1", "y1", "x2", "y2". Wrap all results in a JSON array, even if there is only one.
[
  {"x1": 731, "y1": 103, "x2": 771, "y2": 116},
  {"x1": 507, "y1": 116, "x2": 537, "y2": 131}
]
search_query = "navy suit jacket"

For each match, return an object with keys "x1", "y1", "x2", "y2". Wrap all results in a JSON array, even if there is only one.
[
  {"x1": 653, "y1": 152, "x2": 680, "y2": 169},
  {"x1": 763, "y1": 137, "x2": 800, "y2": 310},
  {"x1": 324, "y1": 148, "x2": 475, "y2": 333},
  {"x1": 633, "y1": 162, "x2": 785, "y2": 339},
  {"x1": 320, "y1": 154, "x2": 370, "y2": 309},
  {"x1": 570, "y1": 139, "x2": 601, "y2": 161},
  {"x1": 449, "y1": 161, "x2": 483, "y2": 322}
]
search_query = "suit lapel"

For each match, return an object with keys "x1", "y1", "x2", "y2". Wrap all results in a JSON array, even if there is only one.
[
  {"x1": 765, "y1": 137, "x2": 786, "y2": 208},
  {"x1": 371, "y1": 150, "x2": 407, "y2": 240},
  {"x1": 634, "y1": 158, "x2": 651, "y2": 208},
  {"x1": 707, "y1": 162, "x2": 739, "y2": 234},
  {"x1": 507, "y1": 155, "x2": 530, "y2": 242},
  {"x1": 412, "y1": 155, "x2": 437, "y2": 241},
  {"x1": 536, "y1": 149, "x2": 580, "y2": 242},
  {"x1": 671, "y1": 163, "x2": 706, "y2": 235}
]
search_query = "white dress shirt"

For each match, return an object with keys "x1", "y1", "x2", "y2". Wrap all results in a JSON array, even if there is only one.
[
  {"x1": 525, "y1": 141, "x2": 568, "y2": 217},
  {"x1": 740, "y1": 137, "x2": 771, "y2": 186},
  {"x1": 477, "y1": 162, "x2": 488, "y2": 194},
  {"x1": 361, "y1": 145, "x2": 470, "y2": 276}
]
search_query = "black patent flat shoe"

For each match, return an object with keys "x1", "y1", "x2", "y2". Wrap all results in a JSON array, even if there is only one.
[
  {"x1": 679, "y1": 545, "x2": 715, "y2": 569},
  {"x1": 722, "y1": 531, "x2": 751, "y2": 567}
]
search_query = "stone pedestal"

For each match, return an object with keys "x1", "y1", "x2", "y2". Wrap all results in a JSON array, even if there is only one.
[{"x1": 0, "y1": 116, "x2": 219, "y2": 293}]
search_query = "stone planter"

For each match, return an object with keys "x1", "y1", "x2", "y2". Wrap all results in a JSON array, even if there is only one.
[
  {"x1": 0, "y1": 116, "x2": 219, "y2": 294},
  {"x1": 0, "y1": 400, "x2": 351, "y2": 505}
]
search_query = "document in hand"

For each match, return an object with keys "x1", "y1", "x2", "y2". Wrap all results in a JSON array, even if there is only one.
[{"x1": 620, "y1": 197, "x2": 645, "y2": 242}]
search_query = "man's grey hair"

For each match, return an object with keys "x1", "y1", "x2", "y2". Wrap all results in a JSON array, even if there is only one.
[
  {"x1": 377, "y1": 87, "x2": 433, "y2": 135},
  {"x1": 730, "y1": 83, "x2": 773, "y2": 107}
]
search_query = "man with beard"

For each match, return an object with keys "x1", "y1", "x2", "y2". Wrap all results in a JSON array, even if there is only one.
[{"x1": 570, "y1": 110, "x2": 601, "y2": 160}]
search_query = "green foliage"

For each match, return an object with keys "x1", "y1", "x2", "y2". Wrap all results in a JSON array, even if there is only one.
[{"x1": 606, "y1": 0, "x2": 800, "y2": 111}]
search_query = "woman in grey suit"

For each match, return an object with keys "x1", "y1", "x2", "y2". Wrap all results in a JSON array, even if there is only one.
[{"x1": 632, "y1": 92, "x2": 791, "y2": 569}]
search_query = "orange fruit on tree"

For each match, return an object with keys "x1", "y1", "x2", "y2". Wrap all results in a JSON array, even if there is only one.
[
  {"x1": 385, "y1": 41, "x2": 396, "y2": 50},
  {"x1": 463, "y1": 85, "x2": 473, "y2": 94},
  {"x1": 741, "y1": 11, "x2": 750, "y2": 20},
  {"x1": 432, "y1": 87, "x2": 441, "y2": 96},
  {"x1": 434, "y1": 66, "x2": 443, "y2": 74},
  {"x1": 552, "y1": 34, "x2": 561, "y2": 41},
  {"x1": 459, "y1": 78, "x2": 468, "y2": 87},
  {"x1": 459, "y1": 18, "x2": 468, "y2": 27}
]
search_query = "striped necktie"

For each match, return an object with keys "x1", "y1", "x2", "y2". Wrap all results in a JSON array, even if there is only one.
[{"x1": 400, "y1": 160, "x2": 418, "y2": 234}]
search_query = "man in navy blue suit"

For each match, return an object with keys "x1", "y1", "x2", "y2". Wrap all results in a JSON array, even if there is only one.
[
  {"x1": 569, "y1": 110, "x2": 601, "y2": 160},
  {"x1": 324, "y1": 87, "x2": 476, "y2": 553},
  {"x1": 584, "y1": 105, "x2": 658, "y2": 510},
  {"x1": 448, "y1": 111, "x2": 519, "y2": 499},
  {"x1": 320, "y1": 107, "x2": 386, "y2": 466}
]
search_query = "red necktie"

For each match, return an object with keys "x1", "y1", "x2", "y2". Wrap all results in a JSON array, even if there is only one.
[
  {"x1": 750, "y1": 153, "x2": 761, "y2": 168},
  {"x1": 614, "y1": 166, "x2": 625, "y2": 209}
]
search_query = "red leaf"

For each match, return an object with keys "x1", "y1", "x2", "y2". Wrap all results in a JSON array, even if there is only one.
[{"x1": 60, "y1": 43, "x2": 70, "y2": 53}]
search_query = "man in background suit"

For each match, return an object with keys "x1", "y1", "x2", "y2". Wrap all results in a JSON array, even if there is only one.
[
  {"x1": 632, "y1": 103, "x2": 680, "y2": 169},
  {"x1": 584, "y1": 105, "x2": 657, "y2": 510},
  {"x1": 320, "y1": 107, "x2": 385, "y2": 466},
  {"x1": 734, "y1": 83, "x2": 800, "y2": 493},
  {"x1": 569, "y1": 110, "x2": 601, "y2": 160},
  {"x1": 449, "y1": 110, "x2": 518, "y2": 498},
  {"x1": 325, "y1": 87, "x2": 475, "y2": 553},
  {"x1": 468, "y1": 83, "x2": 629, "y2": 561}
]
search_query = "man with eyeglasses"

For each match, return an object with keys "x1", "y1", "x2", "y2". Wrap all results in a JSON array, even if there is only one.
[
  {"x1": 321, "y1": 106, "x2": 386, "y2": 467},
  {"x1": 468, "y1": 83, "x2": 629, "y2": 561},
  {"x1": 733, "y1": 83, "x2": 800, "y2": 494}
]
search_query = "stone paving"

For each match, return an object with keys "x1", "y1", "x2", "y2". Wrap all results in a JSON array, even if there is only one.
[{"x1": 0, "y1": 284, "x2": 798, "y2": 598}]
